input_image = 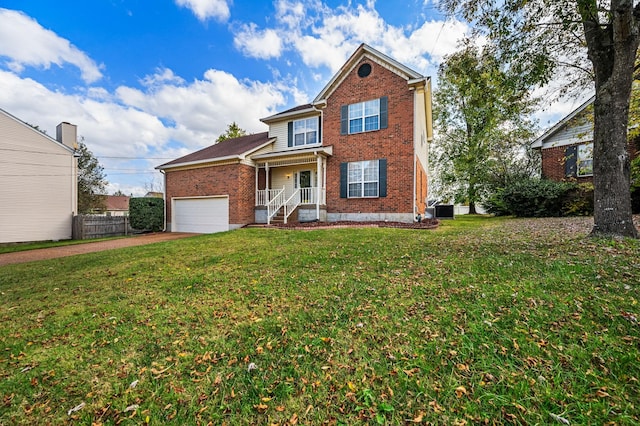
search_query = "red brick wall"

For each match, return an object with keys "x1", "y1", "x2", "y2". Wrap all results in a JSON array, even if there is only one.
[
  {"x1": 542, "y1": 141, "x2": 638, "y2": 183},
  {"x1": 323, "y1": 58, "x2": 416, "y2": 214},
  {"x1": 164, "y1": 163, "x2": 255, "y2": 227}
]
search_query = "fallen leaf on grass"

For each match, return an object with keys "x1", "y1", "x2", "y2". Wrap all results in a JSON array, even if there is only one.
[
  {"x1": 289, "y1": 413, "x2": 299, "y2": 424},
  {"x1": 254, "y1": 403, "x2": 268, "y2": 412},
  {"x1": 124, "y1": 404, "x2": 139, "y2": 413},
  {"x1": 129, "y1": 380, "x2": 138, "y2": 389},
  {"x1": 409, "y1": 411, "x2": 424, "y2": 422},
  {"x1": 621, "y1": 311, "x2": 638, "y2": 324},
  {"x1": 549, "y1": 412, "x2": 570, "y2": 424},
  {"x1": 67, "y1": 402, "x2": 85, "y2": 416},
  {"x1": 429, "y1": 400, "x2": 444, "y2": 413},
  {"x1": 455, "y1": 386, "x2": 467, "y2": 398},
  {"x1": 150, "y1": 366, "x2": 170, "y2": 376}
]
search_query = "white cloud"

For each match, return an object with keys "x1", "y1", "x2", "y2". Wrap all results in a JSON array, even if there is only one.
[
  {"x1": 175, "y1": 0, "x2": 230, "y2": 22},
  {"x1": 0, "y1": 8, "x2": 103, "y2": 83},
  {"x1": 234, "y1": 24, "x2": 284, "y2": 59},
  {"x1": 231, "y1": 1, "x2": 472, "y2": 80},
  {"x1": 141, "y1": 68, "x2": 186, "y2": 87},
  {"x1": 0, "y1": 66, "x2": 291, "y2": 195},
  {"x1": 117, "y1": 68, "x2": 286, "y2": 147}
]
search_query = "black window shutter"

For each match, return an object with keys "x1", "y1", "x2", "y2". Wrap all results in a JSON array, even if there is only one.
[
  {"x1": 340, "y1": 105, "x2": 348, "y2": 135},
  {"x1": 340, "y1": 162, "x2": 348, "y2": 198},
  {"x1": 379, "y1": 158, "x2": 387, "y2": 197},
  {"x1": 317, "y1": 116, "x2": 322, "y2": 144},
  {"x1": 288, "y1": 121, "x2": 293, "y2": 147},
  {"x1": 379, "y1": 96, "x2": 388, "y2": 129},
  {"x1": 565, "y1": 146, "x2": 577, "y2": 177}
]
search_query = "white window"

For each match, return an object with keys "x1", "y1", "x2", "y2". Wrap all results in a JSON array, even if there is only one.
[
  {"x1": 293, "y1": 118, "x2": 319, "y2": 146},
  {"x1": 578, "y1": 143, "x2": 593, "y2": 176},
  {"x1": 348, "y1": 160, "x2": 379, "y2": 197},
  {"x1": 348, "y1": 99, "x2": 380, "y2": 134}
]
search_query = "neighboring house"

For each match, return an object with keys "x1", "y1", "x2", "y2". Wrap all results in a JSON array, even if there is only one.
[
  {"x1": 0, "y1": 109, "x2": 78, "y2": 243},
  {"x1": 157, "y1": 44, "x2": 433, "y2": 233},
  {"x1": 144, "y1": 191, "x2": 164, "y2": 198},
  {"x1": 532, "y1": 96, "x2": 638, "y2": 181},
  {"x1": 103, "y1": 195, "x2": 130, "y2": 216}
]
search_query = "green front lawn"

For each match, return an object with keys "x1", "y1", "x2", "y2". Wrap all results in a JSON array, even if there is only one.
[{"x1": 1, "y1": 216, "x2": 638, "y2": 425}]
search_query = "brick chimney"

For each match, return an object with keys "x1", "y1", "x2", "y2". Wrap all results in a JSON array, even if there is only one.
[{"x1": 56, "y1": 122, "x2": 78, "y2": 150}]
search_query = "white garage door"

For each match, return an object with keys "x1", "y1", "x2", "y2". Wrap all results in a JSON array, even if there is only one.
[{"x1": 173, "y1": 196, "x2": 229, "y2": 233}]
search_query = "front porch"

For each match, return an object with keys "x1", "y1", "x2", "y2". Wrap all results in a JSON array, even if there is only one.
[{"x1": 252, "y1": 147, "x2": 332, "y2": 224}]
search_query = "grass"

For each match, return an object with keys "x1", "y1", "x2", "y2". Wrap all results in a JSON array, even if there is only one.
[{"x1": 0, "y1": 216, "x2": 639, "y2": 425}]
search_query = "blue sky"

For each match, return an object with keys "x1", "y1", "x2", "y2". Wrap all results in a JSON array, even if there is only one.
[{"x1": 0, "y1": 0, "x2": 583, "y2": 195}]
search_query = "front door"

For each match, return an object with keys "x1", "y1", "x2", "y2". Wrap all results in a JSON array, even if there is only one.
[{"x1": 297, "y1": 170, "x2": 312, "y2": 203}]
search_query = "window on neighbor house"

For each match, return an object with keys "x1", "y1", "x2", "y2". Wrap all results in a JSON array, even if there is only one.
[
  {"x1": 348, "y1": 160, "x2": 379, "y2": 198},
  {"x1": 293, "y1": 118, "x2": 319, "y2": 146},
  {"x1": 578, "y1": 143, "x2": 593, "y2": 176},
  {"x1": 341, "y1": 97, "x2": 388, "y2": 135}
]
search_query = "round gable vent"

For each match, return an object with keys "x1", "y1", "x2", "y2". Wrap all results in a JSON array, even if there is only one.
[{"x1": 357, "y1": 63, "x2": 372, "y2": 78}]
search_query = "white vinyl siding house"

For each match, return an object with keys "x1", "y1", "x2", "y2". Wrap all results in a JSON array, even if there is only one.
[{"x1": 0, "y1": 109, "x2": 78, "y2": 243}]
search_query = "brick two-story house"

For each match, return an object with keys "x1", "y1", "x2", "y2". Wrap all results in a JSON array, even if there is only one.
[{"x1": 157, "y1": 44, "x2": 433, "y2": 233}]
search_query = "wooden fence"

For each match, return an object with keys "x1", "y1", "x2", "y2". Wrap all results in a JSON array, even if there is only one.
[{"x1": 72, "y1": 215, "x2": 135, "y2": 240}]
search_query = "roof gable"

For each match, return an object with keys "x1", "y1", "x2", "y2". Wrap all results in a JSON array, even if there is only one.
[
  {"x1": 105, "y1": 195, "x2": 130, "y2": 211},
  {"x1": 531, "y1": 96, "x2": 595, "y2": 149},
  {"x1": 260, "y1": 104, "x2": 316, "y2": 124},
  {"x1": 313, "y1": 43, "x2": 424, "y2": 104},
  {"x1": 0, "y1": 108, "x2": 76, "y2": 155},
  {"x1": 157, "y1": 132, "x2": 273, "y2": 169}
]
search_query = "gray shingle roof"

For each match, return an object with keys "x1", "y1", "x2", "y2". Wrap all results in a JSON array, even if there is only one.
[{"x1": 157, "y1": 132, "x2": 271, "y2": 169}]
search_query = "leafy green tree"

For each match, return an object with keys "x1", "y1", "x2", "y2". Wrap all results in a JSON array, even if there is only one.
[
  {"x1": 216, "y1": 122, "x2": 247, "y2": 143},
  {"x1": 440, "y1": 0, "x2": 639, "y2": 237},
  {"x1": 77, "y1": 139, "x2": 107, "y2": 214},
  {"x1": 433, "y1": 41, "x2": 537, "y2": 213}
]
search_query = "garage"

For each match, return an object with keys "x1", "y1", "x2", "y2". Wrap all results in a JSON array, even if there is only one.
[{"x1": 172, "y1": 196, "x2": 229, "y2": 233}]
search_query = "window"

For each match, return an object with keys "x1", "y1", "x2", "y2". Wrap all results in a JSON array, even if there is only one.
[
  {"x1": 341, "y1": 97, "x2": 388, "y2": 135},
  {"x1": 293, "y1": 118, "x2": 318, "y2": 146},
  {"x1": 577, "y1": 143, "x2": 593, "y2": 176},
  {"x1": 347, "y1": 160, "x2": 379, "y2": 198},
  {"x1": 357, "y1": 63, "x2": 372, "y2": 78},
  {"x1": 348, "y1": 99, "x2": 380, "y2": 134}
]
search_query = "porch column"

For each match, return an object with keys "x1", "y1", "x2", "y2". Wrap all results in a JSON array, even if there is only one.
[
  {"x1": 255, "y1": 165, "x2": 258, "y2": 206},
  {"x1": 316, "y1": 155, "x2": 322, "y2": 220},
  {"x1": 265, "y1": 163, "x2": 270, "y2": 202}
]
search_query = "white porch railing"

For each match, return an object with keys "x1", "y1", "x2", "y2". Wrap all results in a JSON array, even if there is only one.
[
  {"x1": 256, "y1": 188, "x2": 284, "y2": 206},
  {"x1": 282, "y1": 189, "x2": 300, "y2": 224},
  {"x1": 261, "y1": 187, "x2": 326, "y2": 224},
  {"x1": 266, "y1": 187, "x2": 286, "y2": 225},
  {"x1": 257, "y1": 187, "x2": 326, "y2": 206}
]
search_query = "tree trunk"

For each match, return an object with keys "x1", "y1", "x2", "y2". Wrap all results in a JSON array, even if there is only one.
[
  {"x1": 591, "y1": 88, "x2": 638, "y2": 238},
  {"x1": 582, "y1": 0, "x2": 639, "y2": 238},
  {"x1": 468, "y1": 202, "x2": 477, "y2": 214}
]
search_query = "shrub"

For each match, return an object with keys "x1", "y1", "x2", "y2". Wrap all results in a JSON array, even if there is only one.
[
  {"x1": 129, "y1": 197, "x2": 164, "y2": 232},
  {"x1": 482, "y1": 188, "x2": 511, "y2": 216},
  {"x1": 562, "y1": 183, "x2": 594, "y2": 216},
  {"x1": 485, "y1": 178, "x2": 574, "y2": 217}
]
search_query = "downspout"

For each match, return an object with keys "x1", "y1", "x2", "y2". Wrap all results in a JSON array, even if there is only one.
[
  {"x1": 412, "y1": 87, "x2": 418, "y2": 222},
  {"x1": 160, "y1": 169, "x2": 167, "y2": 232},
  {"x1": 425, "y1": 78, "x2": 433, "y2": 214}
]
